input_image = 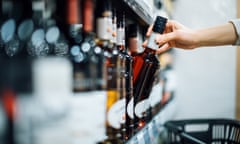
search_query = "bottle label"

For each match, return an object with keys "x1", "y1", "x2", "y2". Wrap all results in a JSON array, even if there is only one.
[
  {"x1": 97, "y1": 18, "x2": 109, "y2": 40},
  {"x1": 112, "y1": 23, "x2": 117, "y2": 43},
  {"x1": 107, "y1": 18, "x2": 112, "y2": 41},
  {"x1": 135, "y1": 98, "x2": 150, "y2": 118},
  {"x1": 32, "y1": 1, "x2": 44, "y2": 11},
  {"x1": 146, "y1": 32, "x2": 159, "y2": 50},
  {"x1": 117, "y1": 28, "x2": 125, "y2": 46},
  {"x1": 149, "y1": 84, "x2": 163, "y2": 107},
  {"x1": 127, "y1": 97, "x2": 134, "y2": 119},
  {"x1": 107, "y1": 98, "x2": 126, "y2": 129}
]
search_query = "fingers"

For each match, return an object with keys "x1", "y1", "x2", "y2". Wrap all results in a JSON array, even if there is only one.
[
  {"x1": 156, "y1": 32, "x2": 177, "y2": 45},
  {"x1": 156, "y1": 43, "x2": 171, "y2": 54},
  {"x1": 146, "y1": 24, "x2": 153, "y2": 37},
  {"x1": 142, "y1": 40, "x2": 148, "y2": 48}
]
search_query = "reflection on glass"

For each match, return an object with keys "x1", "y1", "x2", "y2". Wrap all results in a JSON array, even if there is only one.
[
  {"x1": 5, "y1": 35, "x2": 21, "y2": 57},
  {"x1": 27, "y1": 29, "x2": 50, "y2": 57}
]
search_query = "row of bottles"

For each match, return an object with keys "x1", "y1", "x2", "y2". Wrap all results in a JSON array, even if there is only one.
[
  {"x1": 0, "y1": 0, "x2": 174, "y2": 144},
  {"x1": 0, "y1": 0, "x2": 69, "y2": 57}
]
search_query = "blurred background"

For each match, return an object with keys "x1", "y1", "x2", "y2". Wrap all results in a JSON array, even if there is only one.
[
  {"x1": 0, "y1": 0, "x2": 239, "y2": 144},
  {"x1": 171, "y1": 0, "x2": 238, "y2": 119}
]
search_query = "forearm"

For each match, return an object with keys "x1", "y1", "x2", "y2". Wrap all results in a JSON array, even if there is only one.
[{"x1": 196, "y1": 23, "x2": 238, "y2": 47}]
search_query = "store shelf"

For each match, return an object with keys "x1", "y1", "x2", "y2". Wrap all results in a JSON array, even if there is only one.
[
  {"x1": 126, "y1": 96, "x2": 177, "y2": 144},
  {"x1": 113, "y1": 0, "x2": 154, "y2": 27},
  {"x1": 123, "y1": 0, "x2": 154, "y2": 25}
]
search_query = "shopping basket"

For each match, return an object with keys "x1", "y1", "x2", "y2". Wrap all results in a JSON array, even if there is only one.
[{"x1": 164, "y1": 119, "x2": 240, "y2": 144}]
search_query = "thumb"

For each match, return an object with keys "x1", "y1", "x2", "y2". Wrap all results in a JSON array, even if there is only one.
[{"x1": 146, "y1": 24, "x2": 153, "y2": 37}]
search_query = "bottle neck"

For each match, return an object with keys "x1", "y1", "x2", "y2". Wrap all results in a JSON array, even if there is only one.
[
  {"x1": 117, "y1": 26, "x2": 125, "y2": 50},
  {"x1": 144, "y1": 47, "x2": 156, "y2": 55},
  {"x1": 67, "y1": 0, "x2": 81, "y2": 24},
  {"x1": 83, "y1": 0, "x2": 93, "y2": 33}
]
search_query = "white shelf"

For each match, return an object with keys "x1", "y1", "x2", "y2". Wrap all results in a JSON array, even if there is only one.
[
  {"x1": 122, "y1": 0, "x2": 154, "y2": 25},
  {"x1": 126, "y1": 97, "x2": 177, "y2": 144}
]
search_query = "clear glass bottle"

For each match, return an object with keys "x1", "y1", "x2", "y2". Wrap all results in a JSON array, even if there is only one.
[{"x1": 104, "y1": 6, "x2": 123, "y2": 143}]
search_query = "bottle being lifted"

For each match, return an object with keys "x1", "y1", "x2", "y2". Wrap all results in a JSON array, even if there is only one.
[{"x1": 132, "y1": 16, "x2": 167, "y2": 132}]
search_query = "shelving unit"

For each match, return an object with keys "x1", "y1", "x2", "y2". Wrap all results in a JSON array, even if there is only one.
[
  {"x1": 113, "y1": 0, "x2": 153, "y2": 27},
  {"x1": 116, "y1": 0, "x2": 176, "y2": 143},
  {"x1": 126, "y1": 96, "x2": 176, "y2": 144},
  {"x1": 0, "y1": 0, "x2": 177, "y2": 143}
]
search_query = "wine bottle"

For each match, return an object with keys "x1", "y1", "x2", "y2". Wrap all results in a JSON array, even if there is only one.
[
  {"x1": 117, "y1": 13, "x2": 134, "y2": 141},
  {"x1": 132, "y1": 16, "x2": 167, "y2": 131},
  {"x1": 63, "y1": 0, "x2": 90, "y2": 91},
  {"x1": 27, "y1": 0, "x2": 50, "y2": 57},
  {"x1": 104, "y1": 6, "x2": 123, "y2": 143},
  {"x1": 0, "y1": 0, "x2": 29, "y2": 58},
  {"x1": 81, "y1": 0, "x2": 104, "y2": 90}
]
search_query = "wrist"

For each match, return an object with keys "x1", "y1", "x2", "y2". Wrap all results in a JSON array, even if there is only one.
[{"x1": 194, "y1": 29, "x2": 203, "y2": 48}]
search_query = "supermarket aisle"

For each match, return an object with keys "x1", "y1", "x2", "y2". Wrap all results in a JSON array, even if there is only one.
[{"x1": 172, "y1": 0, "x2": 237, "y2": 119}]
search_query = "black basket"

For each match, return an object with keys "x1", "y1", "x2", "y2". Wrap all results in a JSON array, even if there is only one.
[{"x1": 164, "y1": 119, "x2": 240, "y2": 144}]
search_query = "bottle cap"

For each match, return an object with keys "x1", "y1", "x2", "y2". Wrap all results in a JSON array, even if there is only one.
[
  {"x1": 152, "y1": 16, "x2": 167, "y2": 34},
  {"x1": 127, "y1": 24, "x2": 138, "y2": 38}
]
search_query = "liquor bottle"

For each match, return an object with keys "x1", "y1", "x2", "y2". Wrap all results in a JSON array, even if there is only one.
[
  {"x1": 43, "y1": 0, "x2": 69, "y2": 56},
  {"x1": 132, "y1": 16, "x2": 167, "y2": 131},
  {"x1": 27, "y1": 0, "x2": 50, "y2": 57},
  {"x1": 95, "y1": 0, "x2": 112, "y2": 54},
  {"x1": 81, "y1": 0, "x2": 105, "y2": 90},
  {"x1": 127, "y1": 24, "x2": 139, "y2": 56},
  {"x1": 94, "y1": 0, "x2": 113, "y2": 91},
  {"x1": 0, "y1": 0, "x2": 30, "y2": 57},
  {"x1": 63, "y1": 0, "x2": 89, "y2": 91},
  {"x1": 117, "y1": 13, "x2": 134, "y2": 141},
  {"x1": 104, "y1": 6, "x2": 123, "y2": 143}
]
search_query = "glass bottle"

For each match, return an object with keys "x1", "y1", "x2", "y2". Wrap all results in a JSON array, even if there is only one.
[
  {"x1": 1, "y1": 0, "x2": 28, "y2": 57},
  {"x1": 63, "y1": 0, "x2": 88, "y2": 91},
  {"x1": 95, "y1": 0, "x2": 113, "y2": 90},
  {"x1": 132, "y1": 16, "x2": 167, "y2": 131},
  {"x1": 104, "y1": 6, "x2": 123, "y2": 143},
  {"x1": 117, "y1": 13, "x2": 134, "y2": 141},
  {"x1": 81, "y1": 0, "x2": 99, "y2": 90},
  {"x1": 27, "y1": 0, "x2": 52, "y2": 57}
]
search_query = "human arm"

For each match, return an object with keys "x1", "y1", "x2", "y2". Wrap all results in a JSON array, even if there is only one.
[{"x1": 142, "y1": 19, "x2": 239, "y2": 54}]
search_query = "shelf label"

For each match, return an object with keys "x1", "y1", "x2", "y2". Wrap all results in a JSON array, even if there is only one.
[
  {"x1": 107, "y1": 98, "x2": 126, "y2": 129},
  {"x1": 135, "y1": 98, "x2": 150, "y2": 118},
  {"x1": 127, "y1": 98, "x2": 134, "y2": 119}
]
